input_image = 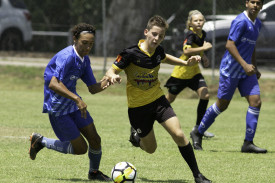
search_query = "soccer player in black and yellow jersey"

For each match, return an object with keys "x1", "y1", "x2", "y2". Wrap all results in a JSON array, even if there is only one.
[
  {"x1": 106, "y1": 15, "x2": 211, "y2": 183},
  {"x1": 165, "y1": 10, "x2": 215, "y2": 139}
]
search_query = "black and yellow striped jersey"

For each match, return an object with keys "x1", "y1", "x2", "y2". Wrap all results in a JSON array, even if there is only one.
[
  {"x1": 112, "y1": 40, "x2": 166, "y2": 108},
  {"x1": 171, "y1": 29, "x2": 206, "y2": 79}
]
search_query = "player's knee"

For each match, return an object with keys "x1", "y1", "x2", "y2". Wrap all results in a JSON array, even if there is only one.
[
  {"x1": 173, "y1": 131, "x2": 186, "y2": 145},
  {"x1": 251, "y1": 99, "x2": 262, "y2": 108},
  {"x1": 73, "y1": 143, "x2": 88, "y2": 155},
  {"x1": 200, "y1": 88, "x2": 210, "y2": 100},
  {"x1": 142, "y1": 144, "x2": 157, "y2": 154},
  {"x1": 166, "y1": 94, "x2": 176, "y2": 103}
]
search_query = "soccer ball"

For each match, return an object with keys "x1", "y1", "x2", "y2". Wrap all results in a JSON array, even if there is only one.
[{"x1": 111, "y1": 162, "x2": 137, "y2": 183}]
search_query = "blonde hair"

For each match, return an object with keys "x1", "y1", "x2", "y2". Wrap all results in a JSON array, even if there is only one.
[{"x1": 186, "y1": 10, "x2": 206, "y2": 30}]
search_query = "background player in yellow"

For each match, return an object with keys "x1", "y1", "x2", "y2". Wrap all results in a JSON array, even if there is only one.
[
  {"x1": 164, "y1": 10, "x2": 214, "y2": 138},
  {"x1": 105, "y1": 15, "x2": 211, "y2": 183}
]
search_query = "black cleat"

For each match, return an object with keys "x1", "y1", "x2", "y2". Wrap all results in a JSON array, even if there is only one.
[
  {"x1": 29, "y1": 132, "x2": 44, "y2": 160},
  {"x1": 190, "y1": 129, "x2": 203, "y2": 150},
  {"x1": 88, "y1": 170, "x2": 112, "y2": 181},
  {"x1": 241, "y1": 140, "x2": 267, "y2": 153},
  {"x1": 129, "y1": 127, "x2": 140, "y2": 147},
  {"x1": 195, "y1": 173, "x2": 212, "y2": 183}
]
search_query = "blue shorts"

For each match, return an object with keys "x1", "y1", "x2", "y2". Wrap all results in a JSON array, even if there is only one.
[
  {"x1": 217, "y1": 74, "x2": 260, "y2": 100},
  {"x1": 48, "y1": 110, "x2": 94, "y2": 141}
]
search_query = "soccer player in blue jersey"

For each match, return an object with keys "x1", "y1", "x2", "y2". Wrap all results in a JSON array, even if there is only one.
[
  {"x1": 190, "y1": 0, "x2": 267, "y2": 153},
  {"x1": 29, "y1": 23, "x2": 112, "y2": 181},
  {"x1": 106, "y1": 15, "x2": 212, "y2": 183}
]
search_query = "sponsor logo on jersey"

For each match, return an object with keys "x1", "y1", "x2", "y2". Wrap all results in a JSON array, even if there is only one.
[{"x1": 70, "y1": 75, "x2": 79, "y2": 80}]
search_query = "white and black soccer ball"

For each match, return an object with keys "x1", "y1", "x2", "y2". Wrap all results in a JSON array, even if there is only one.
[{"x1": 111, "y1": 162, "x2": 137, "y2": 183}]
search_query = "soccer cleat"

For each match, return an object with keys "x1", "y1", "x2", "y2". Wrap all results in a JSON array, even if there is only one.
[
  {"x1": 190, "y1": 129, "x2": 203, "y2": 150},
  {"x1": 193, "y1": 125, "x2": 215, "y2": 138},
  {"x1": 203, "y1": 131, "x2": 215, "y2": 138},
  {"x1": 88, "y1": 170, "x2": 112, "y2": 181},
  {"x1": 29, "y1": 132, "x2": 44, "y2": 160},
  {"x1": 241, "y1": 140, "x2": 267, "y2": 153},
  {"x1": 129, "y1": 127, "x2": 140, "y2": 147},
  {"x1": 195, "y1": 173, "x2": 212, "y2": 183}
]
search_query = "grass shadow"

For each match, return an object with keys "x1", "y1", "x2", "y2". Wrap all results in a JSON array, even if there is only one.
[{"x1": 139, "y1": 177, "x2": 189, "y2": 183}]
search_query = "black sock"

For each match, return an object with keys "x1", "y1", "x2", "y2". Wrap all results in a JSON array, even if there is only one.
[
  {"x1": 196, "y1": 99, "x2": 209, "y2": 126},
  {"x1": 178, "y1": 143, "x2": 200, "y2": 177}
]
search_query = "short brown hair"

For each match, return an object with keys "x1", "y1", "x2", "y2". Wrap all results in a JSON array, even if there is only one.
[
  {"x1": 146, "y1": 15, "x2": 169, "y2": 31},
  {"x1": 71, "y1": 23, "x2": 96, "y2": 39}
]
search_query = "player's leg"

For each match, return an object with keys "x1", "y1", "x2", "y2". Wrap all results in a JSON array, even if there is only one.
[
  {"x1": 29, "y1": 112, "x2": 85, "y2": 160},
  {"x1": 191, "y1": 74, "x2": 236, "y2": 150},
  {"x1": 161, "y1": 116, "x2": 211, "y2": 183},
  {"x1": 191, "y1": 74, "x2": 214, "y2": 138},
  {"x1": 164, "y1": 76, "x2": 185, "y2": 104},
  {"x1": 128, "y1": 101, "x2": 157, "y2": 153},
  {"x1": 139, "y1": 129, "x2": 157, "y2": 154},
  {"x1": 76, "y1": 111, "x2": 112, "y2": 181},
  {"x1": 166, "y1": 92, "x2": 177, "y2": 103},
  {"x1": 239, "y1": 76, "x2": 267, "y2": 153}
]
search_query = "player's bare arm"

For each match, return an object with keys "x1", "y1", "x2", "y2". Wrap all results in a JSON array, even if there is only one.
[
  {"x1": 184, "y1": 41, "x2": 212, "y2": 56},
  {"x1": 49, "y1": 76, "x2": 87, "y2": 118},
  {"x1": 226, "y1": 39, "x2": 256, "y2": 76},
  {"x1": 87, "y1": 76, "x2": 110, "y2": 94},
  {"x1": 164, "y1": 54, "x2": 200, "y2": 66},
  {"x1": 105, "y1": 67, "x2": 122, "y2": 85}
]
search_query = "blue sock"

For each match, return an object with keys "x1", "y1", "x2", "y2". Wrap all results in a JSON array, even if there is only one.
[
  {"x1": 198, "y1": 103, "x2": 221, "y2": 134},
  {"x1": 41, "y1": 137, "x2": 74, "y2": 154},
  {"x1": 88, "y1": 146, "x2": 102, "y2": 173},
  {"x1": 245, "y1": 106, "x2": 260, "y2": 141}
]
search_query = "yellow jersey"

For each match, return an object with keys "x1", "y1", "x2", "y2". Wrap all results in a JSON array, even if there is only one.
[
  {"x1": 171, "y1": 29, "x2": 206, "y2": 79},
  {"x1": 112, "y1": 40, "x2": 166, "y2": 108}
]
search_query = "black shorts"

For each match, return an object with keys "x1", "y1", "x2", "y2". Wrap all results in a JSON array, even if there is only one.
[
  {"x1": 128, "y1": 95, "x2": 176, "y2": 138},
  {"x1": 164, "y1": 73, "x2": 207, "y2": 95}
]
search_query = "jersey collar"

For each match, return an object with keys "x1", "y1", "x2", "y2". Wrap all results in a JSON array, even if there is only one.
[
  {"x1": 73, "y1": 45, "x2": 84, "y2": 62},
  {"x1": 243, "y1": 11, "x2": 256, "y2": 25},
  {"x1": 138, "y1": 39, "x2": 155, "y2": 57}
]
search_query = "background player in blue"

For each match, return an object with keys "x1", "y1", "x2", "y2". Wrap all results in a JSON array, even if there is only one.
[
  {"x1": 190, "y1": 0, "x2": 267, "y2": 153},
  {"x1": 29, "y1": 23, "x2": 112, "y2": 181}
]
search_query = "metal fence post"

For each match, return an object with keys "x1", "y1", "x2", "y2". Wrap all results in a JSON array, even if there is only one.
[{"x1": 102, "y1": 0, "x2": 107, "y2": 74}]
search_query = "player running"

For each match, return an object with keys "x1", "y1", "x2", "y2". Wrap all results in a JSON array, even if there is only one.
[
  {"x1": 105, "y1": 15, "x2": 212, "y2": 183},
  {"x1": 29, "y1": 23, "x2": 112, "y2": 181},
  {"x1": 190, "y1": 0, "x2": 267, "y2": 153}
]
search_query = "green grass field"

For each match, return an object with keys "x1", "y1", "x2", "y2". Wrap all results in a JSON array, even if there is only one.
[{"x1": 0, "y1": 65, "x2": 274, "y2": 183}]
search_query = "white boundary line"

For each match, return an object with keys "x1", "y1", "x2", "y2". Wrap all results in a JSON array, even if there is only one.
[{"x1": 0, "y1": 136, "x2": 28, "y2": 139}]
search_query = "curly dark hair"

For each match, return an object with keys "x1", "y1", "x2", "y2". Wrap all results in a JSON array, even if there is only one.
[{"x1": 71, "y1": 23, "x2": 96, "y2": 39}]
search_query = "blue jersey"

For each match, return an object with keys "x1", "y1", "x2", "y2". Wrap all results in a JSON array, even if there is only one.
[
  {"x1": 43, "y1": 45, "x2": 97, "y2": 116},
  {"x1": 220, "y1": 11, "x2": 262, "y2": 78}
]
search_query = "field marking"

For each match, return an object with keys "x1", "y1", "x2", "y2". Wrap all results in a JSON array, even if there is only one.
[{"x1": 0, "y1": 136, "x2": 28, "y2": 139}]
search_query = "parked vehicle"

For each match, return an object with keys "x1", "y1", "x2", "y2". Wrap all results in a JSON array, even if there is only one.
[
  {"x1": 203, "y1": 0, "x2": 275, "y2": 67},
  {"x1": 0, "y1": 0, "x2": 32, "y2": 50}
]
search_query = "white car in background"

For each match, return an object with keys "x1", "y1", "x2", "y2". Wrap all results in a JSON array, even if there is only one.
[
  {"x1": 203, "y1": 0, "x2": 275, "y2": 67},
  {"x1": 0, "y1": 0, "x2": 32, "y2": 50}
]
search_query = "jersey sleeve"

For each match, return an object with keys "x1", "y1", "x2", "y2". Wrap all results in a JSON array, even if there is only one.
[
  {"x1": 228, "y1": 19, "x2": 246, "y2": 42},
  {"x1": 81, "y1": 57, "x2": 97, "y2": 87},
  {"x1": 113, "y1": 50, "x2": 132, "y2": 70},
  {"x1": 183, "y1": 31, "x2": 194, "y2": 50},
  {"x1": 53, "y1": 55, "x2": 72, "y2": 82}
]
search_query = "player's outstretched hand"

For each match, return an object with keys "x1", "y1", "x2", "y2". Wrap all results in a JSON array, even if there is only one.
[
  {"x1": 187, "y1": 55, "x2": 201, "y2": 66},
  {"x1": 105, "y1": 74, "x2": 122, "y2": 85}
]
